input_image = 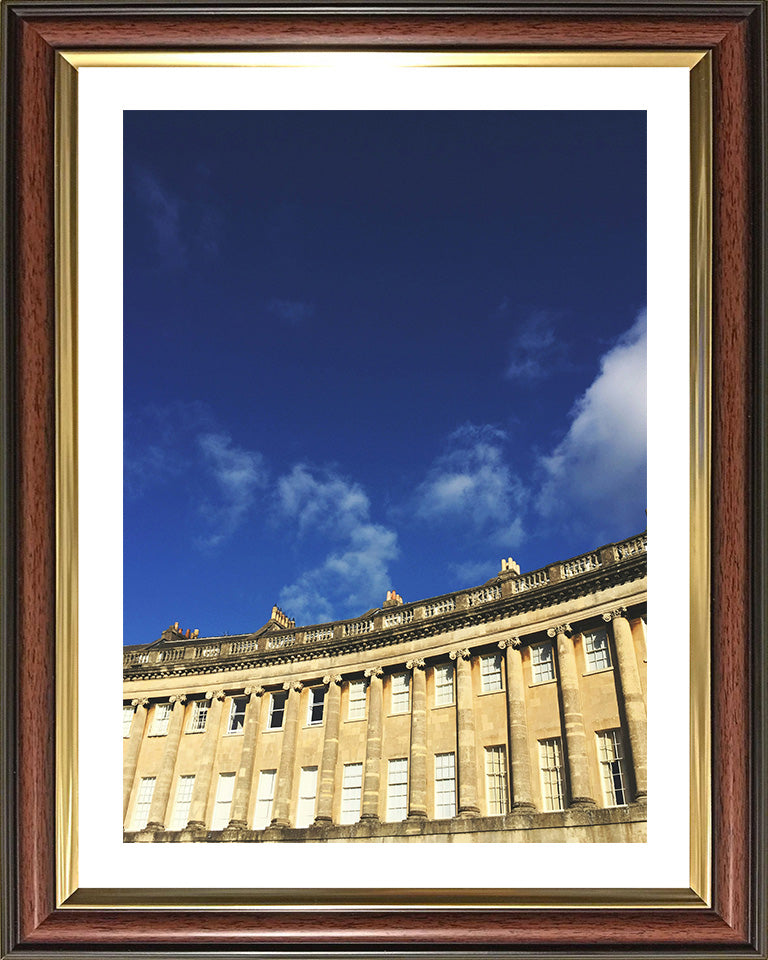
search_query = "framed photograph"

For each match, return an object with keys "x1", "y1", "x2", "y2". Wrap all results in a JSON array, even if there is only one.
[{"x1": 1, "y1": 2, "x2": 766, "y2": 957}]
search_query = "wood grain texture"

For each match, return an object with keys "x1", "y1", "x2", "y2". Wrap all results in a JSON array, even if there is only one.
[{"x1": 6, "y1": 3, "x2": 762, "y2": 953}]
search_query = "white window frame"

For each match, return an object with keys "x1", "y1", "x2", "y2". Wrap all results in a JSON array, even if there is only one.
[
  {"x1": 268, "y1": 691, "x2": 287, "y2": 729},
  {"x1": 188, "y1": 699, "x2": 209, "y2": 733},
  {"x1": 347, "y1": 680, "x2": 366, "y2": 721},
  {"x1": 433, "y1": 663, "x2": 454, "y2": 706},
  {"x1": 295, "y1": 766, "x2": 319, "y2": 828},
  {"x1": 227, "y1": 696, "x2": 247, "y2": 734},
  {"x1": 307, "y1": 687, "x2": 325, "y2": 726},
  {"x1": 480, "y1": 653, "x2": 503, "y2": 692},
  {"x1": 584, "y1": 628, "x2": 613, "y2": 673},
  {"x1": 390, "y1": 672, "x2": 410, "y2": 714},
  {"x1": 596, "y1": 729, "x2": 629, "y2": 806},
  {"x1": 123, "y1": 704, "x2": 134, "y2": 738},
  {"x1": 531, "y1": 642, "x2": 556, "y2": 684},
  {"x1": 340, "y1": 762, "x2": 363, "y2": 824},
  {"x1": 484, "y1": 745, "x2": 509, "y2": 815},
  {"x1": 211, "y1": 772, "x2": 236, "y2": 830},
  {"x1": 434, "y1": 752, "x2": 456, "y2": 819},
  {"x1": 131, "y1": 776, "x2": 156, "y2": 830},
  {"x1": 149, "y1": 701, "x2": 172, "y2": 736},
  {"x1": 386, "y1": 758, "x2": 408, "y2": 822},
  {"x1": 539, "y1": 737, "x2": 565, "y2": 811},
  {"x1": 169, "y1": 774, "x2": 195, "y2": 830},
  {"x1": 253, "y1": 769, "x2": 276, "y2": 829}
]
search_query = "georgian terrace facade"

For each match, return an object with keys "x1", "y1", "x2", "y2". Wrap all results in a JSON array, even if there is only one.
[{"x1": 123, "y1": 532, "x2": 647, "y2": 843}]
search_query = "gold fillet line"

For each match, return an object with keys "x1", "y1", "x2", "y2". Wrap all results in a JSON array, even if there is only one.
[
  {"x1": 688, "y1": 51, "x2": 713, "y2": 907},
  {"x1": 60, "y1": 50, "x2": 708, "y2": 69},
  {"x1": 55, "y1": 47, "x2": 711, "y2": 912},
  {"x1": 55, "y1": 51, "x2": 80, "y2": 907}
]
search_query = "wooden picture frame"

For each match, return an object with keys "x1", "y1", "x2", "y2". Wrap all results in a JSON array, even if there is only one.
[{"x1": 1, "y1": 1, "x2": 766, "y2": 955}]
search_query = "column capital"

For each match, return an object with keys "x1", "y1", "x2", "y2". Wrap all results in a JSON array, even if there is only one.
[
  {"x1": 547, "y1": 623, "x2": 572, "y2": 638},
  {"x1": 449, "y1": 648, "x2": 471, "y2": 661},
  {"x1": 364, "y1": 666, "x2": 383, "y2": 680},
  {"x1": 602, "y1": 607, "x2": 628, "y2": 622},
  {"x1": 498, "y1": 636, "x2": 522, "y2": 650},
  {"x1": 169, "y1": 694, "x2": 187, "y2": 705},
  {"x1": 406, "y1": 658, "x2": 426, "y2": 671},
  {"x1": 130, "y1": 697, "x2": 149, "y2": 708},
  {"x1": 282, "y1": 680, "x2": 303, "y2": 693},
  {"x1": 244, "y1": 684, "x2": 265, "y2": 698},
  {"x1": 323, "y1": 673, "x2": 342, "y2": 686},
  {"x1": 204, "y1": 689, "x2": 225, "y2": 701}
]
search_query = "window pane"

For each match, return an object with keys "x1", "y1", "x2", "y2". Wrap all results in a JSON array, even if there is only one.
[
  {"x1": 189, "y1": 699, "x2": 209, "y2": 733},
  {"x1": 531, "y1": 643, "x2": 555, "y2": 684},
  {"x1": 228, "y1": 696, "x2": 247, "y2": 733},
  {"x1": 480, "y1": 655, "x2": 503, "y2": 692},
  {"x1": 150, "y1": 702, "x2": 172, "y2": 736},
  {"x1": 348, "y1": 680, "x2": 366, "y2": 720},
  {"x1": 584, "y1": 629, "x2": 612, "y2": 672},
  {"x1": 386, "y1": 758, "x2": 408, "y2": 821},
  {"x1": 295, "y1": 766, "x2": 318, "y2": 828},
  {"x1": 484, "y1": 745, "x2": 509, "y2": 815},
  {"x1": 131, "y1": 776, "x2": 156, "y2": 830},
  {"x1": 253, "y1": 769, "x2": 276, "y2": 829},
  {"x1": 269, "y1": 692, "x2": 286, "y2": 729},
  {"x1": 340, "y1": 762, "x2": 363, "y2": 824},
  {"x1": 123, "y1": 705, "x2": 133, "y2": 738},
  {"x1": 169, "y1": 774, "x2": 195, "y2": 830},
  {"x1": 597, "y1": 729, "x2": 627, "y2": 806},
  {"x1": 211, "y1": 772, "x2": 236, "y2": 830},
  {"x1": 391, "y1": 673, "x2": 409, "y2": 714},
  {"x1": 539, "y1": 738, "x2": 565, "y2": 810},
  {"x1": 434, "y1": 663, "x2": 454, "y2": 706},
  {"x1": 308, "y1": 688, "x2": 325, "y2": 725},
  {"x1": 434, "y1": 752, "x2": 456, "y2": 818}
]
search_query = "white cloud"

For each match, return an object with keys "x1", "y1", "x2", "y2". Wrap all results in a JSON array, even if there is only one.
[
  {"x1": 537, "y1": 312, "x2": 647, "y2": 531},
  {"x1": 132, "y1": 169, "x2": 185, "y2": 265},
  {"x1": 196, "y1": 433, "x2": 268, "y2": 547},
  {"x1": 277, "y1": 466, "x2": 398, "y2": 624},
  {"x1": 415, "y1": 424, "x2": 527, "y2": 545},
  {"x1": 268, "y1": 298, "x2": 315, "y2": 325}
]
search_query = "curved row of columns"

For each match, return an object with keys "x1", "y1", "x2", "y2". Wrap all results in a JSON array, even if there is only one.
[{"x1": 124, "y1": 609, "x2": 645, "y2": 831}]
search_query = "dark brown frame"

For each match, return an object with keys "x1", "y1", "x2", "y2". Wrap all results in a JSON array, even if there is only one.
[{"x1": 1, "y1": 2, "x2": 766, "y2": 956}]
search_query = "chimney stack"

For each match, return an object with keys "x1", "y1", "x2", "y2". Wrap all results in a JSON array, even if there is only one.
[{"x1": 500, "y1": 557, "x2": 521, "y2": 576}]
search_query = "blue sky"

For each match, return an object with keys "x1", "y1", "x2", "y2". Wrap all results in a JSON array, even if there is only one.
[{"x1": 124, "y1": 110, "x2": 646, "y2": 644}]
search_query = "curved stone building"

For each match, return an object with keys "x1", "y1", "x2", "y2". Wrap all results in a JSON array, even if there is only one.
[{"x1": 123, "y1": 531, "x2": 647, "y2": 843}]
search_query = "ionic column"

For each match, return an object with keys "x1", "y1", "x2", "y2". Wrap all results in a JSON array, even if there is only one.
[
  {"x1": 186, "y1": 689, "x2": 225, "y2": 829},
  {"x1": 603, "y1": 608, "x2": 647, "y2": 799},
  {"x1": 314, "y1": 675, "x2": 342, "y2": 823},
  {"x1": 123, "y1": 698, "x2": 149, "y2": 819},
  {"x1": 144, "y1": 694, "x2": 186, "y2": 830},
  {"x1": 498, "y1": 638, "x2": 535, "y2": 810},
  {"x1": 450, "y1": 648, "x2": 480, "y2": 816},
  {"x1": 406, "y1": 659, "x2": 427, "y2": 818},
  {"x1": 270, "y1": 681, "x2": 303, "y2": 827},
  {"x1": 227, "y1": 685, "x2": 265, "y2": 828},
  {"x1": 549, "y1": 624, "x2": 596, "y2": 807},
  {"x1": 361, "y1": 667, "x2": 384, "y2": 820}
]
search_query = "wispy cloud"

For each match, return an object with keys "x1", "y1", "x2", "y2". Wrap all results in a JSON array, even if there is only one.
[
  {"x1": 414, "y1": 423, "x2": 526, "y2": 546},
  {"x1": 536, "y1": 311, "x2": 647, "y2": 533},
  {"x1": 196, "y1": 433, "x2": 268, "y2": 548},
  {"x1": 132, "y1": 169, "x2": 186, "y2": 266},
  {"x1": 503, "y1": 311, "x2": 568, "y2": 382},
  {"x1": 268, "y1": 298, "x2": 315, "y2": 325},
  {"x1": 277, "y1": 466, "x2": 398, "y2": 624}
]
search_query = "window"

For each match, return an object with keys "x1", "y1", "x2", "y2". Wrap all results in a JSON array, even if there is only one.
[
  {"x1": 584, "y1": 629, "x2": 612, "y2": 672},
  {"x1": 347, "y1": 680, "x2": 366, "y2": 720},
  {"x1": 539, "y1": 738, "x2": 565, "y2": 811},
  {"x1": 295, "y1": 766, "x2": 318, "y2": 828},
  {"x1": 253, "y1": 770, "x2": 276, "y2": 829},
  {"x1": 391, "y1": 673, "x2": 409, "y2": 714},
  {"x1": 268, "y1": 691, "x2": 286, "y2": 729},
  {"x1": 434, "y1": 663, "x2": 454, "y2": 706},
  {"x1": 227, "y1": 696, "x2": 247, "y2": 734},
  {"x1": 340, "y1": 762, "x2": 363, "y2": 824},
  {"x1": 434, "y1": 752, "x2": 456, "y2": 818},
  {"x1": 123, "y1": 704, "x2": 133, "y2": 738},
  {"x1": 484, "y1": 745, "x2": 509, "y2": 815},
  {"x1": 131, "y1": 776, "x2": 155, "y2": 830},
  {"x1": 480, "y1": 654, "x2": 503, "y2": 692},
  {"x1": 149, "y1": 702, "x2": 171, "y2": 736},
  {"x1": 189, "y1": 699, "x2": 209, "y2": 733},
  {"x1": 531, "y1": 642, "x2": 555, "y2": 684},
  {"x1": 597, "y1": 729, "x2": 628, "y2": 806},
  {"x1": 211, "y1": 772, "x2": 236, "y2": 830},
  {"x1": 169, "y1": 775, "x2": 195, "y2": 830},
  {"x1": 307, "y1": 688, "x2": 325, "y2": 726},
  {"x1": 386, "y1": 758, "x2": 408, "y2": 821}
]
